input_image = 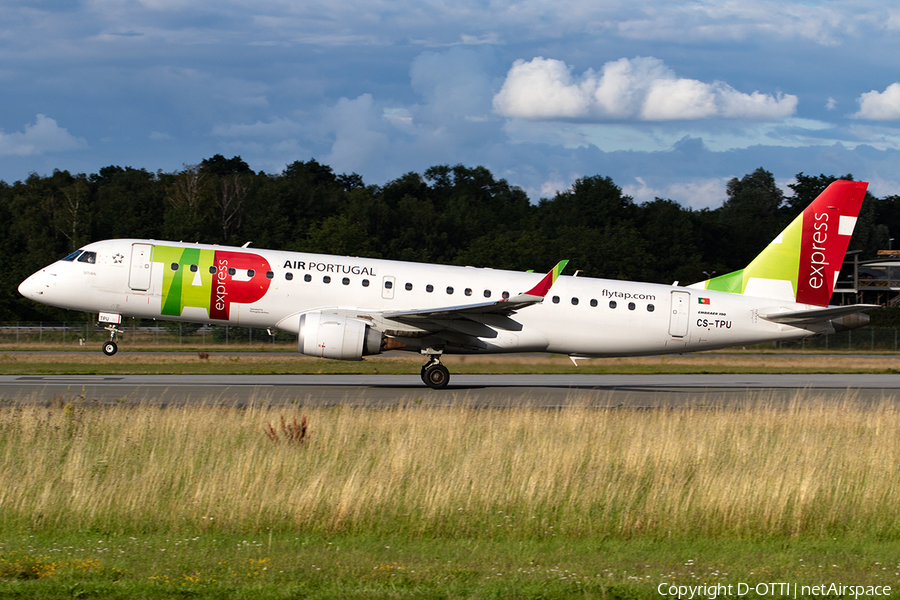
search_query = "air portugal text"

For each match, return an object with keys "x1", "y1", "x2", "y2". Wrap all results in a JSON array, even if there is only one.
[{"x1": 283, "y1": 260, "x2": 377, "y2": 276}]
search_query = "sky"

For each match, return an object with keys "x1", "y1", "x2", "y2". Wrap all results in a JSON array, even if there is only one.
[{"x1": 3, "y1": 0, "x2": 900, "y2": 208}]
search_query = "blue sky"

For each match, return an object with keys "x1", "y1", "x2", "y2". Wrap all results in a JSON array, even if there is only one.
[{"x1": 3, "y1": 0, "x2": 900, "y2": 208}]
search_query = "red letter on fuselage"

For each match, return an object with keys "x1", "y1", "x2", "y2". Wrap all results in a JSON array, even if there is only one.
[{"x1": 209, "y1": 251, "x2": 271, "y2": 321}]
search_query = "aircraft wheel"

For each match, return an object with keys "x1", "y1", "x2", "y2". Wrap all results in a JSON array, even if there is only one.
[
  {"x1": 102, "y1": 341, "x2": 118, "y2": 356},
  {"x1": 422, "y1": 363, "x2": 450, "y2": 389}
]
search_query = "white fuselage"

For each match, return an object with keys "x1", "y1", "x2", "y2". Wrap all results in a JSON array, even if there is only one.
[{"x1": 17, "y1": 239, "x2": 825, "y2": 358}]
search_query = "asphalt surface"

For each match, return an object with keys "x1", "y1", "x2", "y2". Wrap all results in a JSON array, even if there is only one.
[{"x1": 2, "y1": 373, "x2": 899, "y2": 407}]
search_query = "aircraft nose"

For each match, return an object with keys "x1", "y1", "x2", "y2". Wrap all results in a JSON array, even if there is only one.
[{"x1": 18, "y1": 271, "x2": 46, "y2": 299}]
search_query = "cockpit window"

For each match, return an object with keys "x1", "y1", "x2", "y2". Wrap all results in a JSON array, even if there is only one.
[
  {"x1": 76, "y1": 251, "x2": 96, "y2": 264},
  {"x1": 61, "y1": 250, "x2": 83, "y2": 262}
]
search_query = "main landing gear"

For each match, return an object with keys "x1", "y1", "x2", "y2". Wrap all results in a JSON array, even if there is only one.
[
  {"x1": 420, "y1": 353, "x2": 450, "y2": 389},
  {"x1": 101, "y1": 324, "x2": 123, "y2": 356}
]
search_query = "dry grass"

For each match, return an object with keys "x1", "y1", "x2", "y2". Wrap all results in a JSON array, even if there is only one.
[
  {"x1": 1, "y1": 395, "x2": 898, "y2": 539},
  {"x1": 2, "y1": 350, "x2": 900, "y2": 372},
  {"x1": 444, "y1": 352, "x2": 900, "y2": 371}
]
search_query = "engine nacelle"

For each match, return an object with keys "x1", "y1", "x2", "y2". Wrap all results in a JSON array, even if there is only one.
[
  {"x1": 298, "y1": 313, "x2": 383, "y2": 361},
  {"x1": 829, "y1": 311, "x2": 870, "y2": 333}
]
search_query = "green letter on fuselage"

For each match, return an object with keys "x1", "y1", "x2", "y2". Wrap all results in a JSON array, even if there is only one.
[{"x1": 154, "y1": 246, "x2": 215, "y2": 317}]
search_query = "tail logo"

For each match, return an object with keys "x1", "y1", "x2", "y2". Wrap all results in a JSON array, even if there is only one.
[
  {"x1": 693, "y1": 180, "x2": 867, "y2": 307},
  {"x1": 805, "y1": 212, "x2": 829, "y2": 291}
]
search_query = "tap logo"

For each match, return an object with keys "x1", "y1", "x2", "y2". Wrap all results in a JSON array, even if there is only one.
[{"x1": 154, "y1": 245, "x2": 271, "y2": 321}]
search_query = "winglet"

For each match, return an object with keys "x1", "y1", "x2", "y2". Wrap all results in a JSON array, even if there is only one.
[{"x1": 524, "y1": 260, "x2": 568, "y2": 297}]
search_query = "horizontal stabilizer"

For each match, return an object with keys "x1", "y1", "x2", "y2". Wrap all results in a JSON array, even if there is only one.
[{"x1": 760, "y1": 304, "x2": 879, "y2": 325}]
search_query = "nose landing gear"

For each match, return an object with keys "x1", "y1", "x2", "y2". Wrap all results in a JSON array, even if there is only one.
[
  {"x1": 101, "y1": 324, "x2": 122, "y2": 356},
  {"x1": 420, "y1": 351, "x2": 450, "y2": 389}
]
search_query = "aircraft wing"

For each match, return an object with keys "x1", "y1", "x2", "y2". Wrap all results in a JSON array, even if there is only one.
[
  {"x1": 759, "y1": 304, "x2": 880, "y2": 325},
  {"x1": 383, "y1": 293, "x2": 544, "y2": 320},
  {"x1": 378, "y1": 260, "x2": 567, "y2": 330}
]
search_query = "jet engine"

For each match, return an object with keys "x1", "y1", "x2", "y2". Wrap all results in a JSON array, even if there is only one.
[
  {"x1": 298, "y1": 312, "x2": 383, "y2": 360},
  {"x1": 829, "y1": 311, "x2": 870, "y2": 333}
]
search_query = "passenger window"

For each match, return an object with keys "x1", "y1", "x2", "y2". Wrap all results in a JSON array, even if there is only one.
[
  {"x1": 77, "y1": 251, "x2": 96, "y2": 264},
  {"x1": 304, "y1": 274, "x2": 312, "y2": 282},
  {"x1": 171, "y1": 263, "x2": 179, "y2": 271},
  {"x1": 446, "y1": 286, "x2": 454, "y2": 294},
  {"x1": 342, "y1": 277, "x2": 350, "y2": 285},
  {"x1": 609, "y1": 301, "x2": 617, "y2": 309},
  {"x1": 362, "y1": 279, "x2": 370, "y2": 287},
  {"x1": 228, "y1": 267, "x2": 236, "y2": 276},
  {"x1": 647, "y1": 304, "x2": 655, "y2": 312},
  {"x1": 190, "y1": 264, "x2": 198, "y2": 273},
  {"x1": 502, "y1": 291, "x2": 509, "y2": 299},
  {"x1": 247, "y1": 269, "x2": 255, "y2": 278},
  {"x1": 385, "y1": 280, "x2": 393, "y2": 289},
  {"x1": 590, "y1": 299, "x2": 598, "y2": 307},
  {"x1": 285, "y1": 273, "x2": 293, "y2": 281},
  {"x1": 405, "y1": 283, "x2": 413, "y2": 291},
  {"x1": 628, "y1": 302, "x2": 636, "y2": 310},
  {"x1": 571, "y1": 297, "x2": 579, "y2": 305},
  {"x1": 266, "y1": 271, "x2": 274, "y2": 279},
  {"x1": 465, "y1": 288, "x2": 472, "y2": 296},
  {"x1": 61, "y1": 250, "x2": 82, "y2": 262},
  {"x1": 552, "y1": 296, "x2": 560, "y2": 304},
  {"x1": 484, "y1": 290, "x2": 491, "y2": 298},
  {"x1": 426, "y1": 284, "x2": 434, "y2": 293},
  {"x1": 323, "y1": 276, "x2": 331, "y2": 284},
  {"x1": 209, "y1": 266, "x2": 216, "y2": 274}
]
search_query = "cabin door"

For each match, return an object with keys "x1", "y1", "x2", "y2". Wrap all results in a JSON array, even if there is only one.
[
  {"x1": 668, "y1": 291, "x2": 690, "y2": 338},
  {"x1": 129, "y1": 243, "x2": 153, "y2": 291}
]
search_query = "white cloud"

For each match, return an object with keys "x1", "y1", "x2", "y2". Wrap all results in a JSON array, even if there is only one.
[
  {"x1": 623, "y1": 176, "x2": 730, "y2": 210},
  {"x1": 539, "y1": 174, "x2": 572, "y2": 198},
  {"x1": 409, "y1": 47, "x2": 494, "y2": 120},
  {"x1": 493, "y1": 56, "x2": 797, "y2": 122},
  {"x1": 853, "y1": 83, "x2": 900, "y2": 120},
  {"x1": 211, "y1": 117, "x2": 306, "y2": 139},
  {"x1": 614, "y1": 1, "x2": 852, "y2": 46},
  {"x1": 324, "y1": 94, "x2": 390, "y2": 174},
  {"x1": 0, "y1": 115, "x2": 86, "y2": 156}
]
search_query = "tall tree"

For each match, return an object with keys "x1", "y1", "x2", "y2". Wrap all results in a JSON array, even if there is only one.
[{"x1": 717, "y1": 168, "x2": 785, "y2": 270}]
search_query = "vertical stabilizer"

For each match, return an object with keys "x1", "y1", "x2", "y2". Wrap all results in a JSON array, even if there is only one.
[{"x1": 688, "y1": 180, "x2": 868, "y2": 306}]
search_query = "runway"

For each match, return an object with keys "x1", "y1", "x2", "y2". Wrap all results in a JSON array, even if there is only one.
[{"x1": 2, "y1": 373, "x2": 899, "y2": 407}]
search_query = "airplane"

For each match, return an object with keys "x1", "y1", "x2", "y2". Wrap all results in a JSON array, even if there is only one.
[{"x1": 18, "y1": 180, "x2": 877, "y2": 389}]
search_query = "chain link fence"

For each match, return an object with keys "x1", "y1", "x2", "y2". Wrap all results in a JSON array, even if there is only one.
[
  {"x1": 0, "y1": 322, "x2": 297, "y2": 347},
  {"x1": 2, "y1": 322, "x2": 900, "y2": 352}
]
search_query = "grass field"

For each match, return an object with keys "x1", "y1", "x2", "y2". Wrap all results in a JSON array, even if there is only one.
[
  {"x1": 3, "y1": 347, "x2": 900, "y2": 375},
  {"x1": 1, "y1": 395, "x2": 899, "y2": 598}
]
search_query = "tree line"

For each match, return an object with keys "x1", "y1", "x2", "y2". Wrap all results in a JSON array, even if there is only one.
[{"x1": 2, "y1": 156, "x2": 897, "y2": 321}]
